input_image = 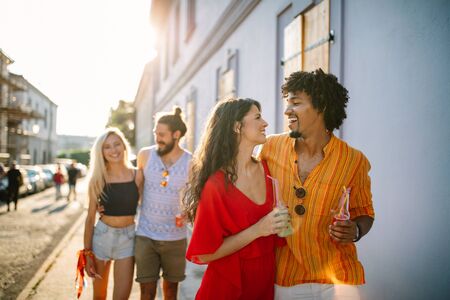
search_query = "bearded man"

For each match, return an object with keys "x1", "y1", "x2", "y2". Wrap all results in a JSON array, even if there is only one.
[{"x1": 135, "y1": 107, "x2": 192, "y2": 300}]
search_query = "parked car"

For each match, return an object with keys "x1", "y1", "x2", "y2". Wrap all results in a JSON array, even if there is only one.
[
  {"x1": 22, "y1": 166, "x2": 46, "y2": 194},
  {"x1": 18, "y1": 168, "x2": 32, "y2": 196},
  {"x1": 37, "y1": 165, "x2": 55, "y2": 188},
  {"x1": 0, "y1": 177, "x2": 8, "y2": 203},
  {"x1": 41, "y1": 168, "x2": 54, "y2": 188}
]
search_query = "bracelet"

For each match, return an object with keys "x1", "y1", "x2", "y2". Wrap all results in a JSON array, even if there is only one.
[
  {"x1": 353, "y1": 223, "x2": 362, "y2": 242},
  {"x1": 83, "y1": 249, "x2": 95, "y2": 258}
]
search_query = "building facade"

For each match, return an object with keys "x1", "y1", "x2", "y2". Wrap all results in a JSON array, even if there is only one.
[
  {"x1": 0, "y1": 49, "x2": 58, "y2": 165},
  {"x1": 134, "y1": 62, "x2": 154, "y2": 150},
  {"x1": 134, "y1": 1, "x2": 450, "y2": 299}
]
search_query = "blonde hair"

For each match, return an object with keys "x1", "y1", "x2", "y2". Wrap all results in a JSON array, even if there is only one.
[{"x1": 88, "y1": 127, "x2": 133, "y2": 200}]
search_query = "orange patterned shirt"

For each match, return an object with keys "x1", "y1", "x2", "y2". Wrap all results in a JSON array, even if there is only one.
[{"x1": 260, "y1": 133, "x2": 374, "y2": 286}]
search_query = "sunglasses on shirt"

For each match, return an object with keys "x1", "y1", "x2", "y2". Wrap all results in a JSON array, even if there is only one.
[
  {"x1": 160, "y1": 170, "x2": 169, "y2": 187},
  {"x1": 293, "y1": 186, "x2": 306, "y2": 215}
]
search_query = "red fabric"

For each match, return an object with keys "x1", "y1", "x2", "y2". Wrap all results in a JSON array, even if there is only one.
[
  {"x1": 75, "y1": 250, "x2": 87, "y2": 299},
  {"x1": 53, "y1": 172, "x2": 64, "y2": 184},
  {"x1": 186, "y1": 161, "x2": 285, "y2": 300},
  {"x1": 75, "y1": 249, "x2": 94, "y2": 299}
]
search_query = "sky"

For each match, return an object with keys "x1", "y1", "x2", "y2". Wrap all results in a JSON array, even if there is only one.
[{"x1": 1, "y1": 0, "x2": 156, "y2": 137}]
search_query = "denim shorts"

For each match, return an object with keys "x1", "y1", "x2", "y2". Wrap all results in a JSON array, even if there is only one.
[{"x1": 92, "y1": 220, "x2": 135, "y2": 261}]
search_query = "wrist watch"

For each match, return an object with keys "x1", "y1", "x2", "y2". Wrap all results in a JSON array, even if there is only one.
[{"x1": 353, "y1": 223, "x2": 362, "y2": 242}]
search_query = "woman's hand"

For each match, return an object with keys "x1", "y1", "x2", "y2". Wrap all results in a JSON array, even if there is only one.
[
  {"x1": 84, "y1": 256, "x2": 102, "y2": 279},
  {"x1": 255, "y1": 207, "x2": 291, "y2": 237}
]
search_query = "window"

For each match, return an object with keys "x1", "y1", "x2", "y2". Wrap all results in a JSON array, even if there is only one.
[
  {"x1": 283, "y1": 14, "x2": 303, "y2": 79},
  {"x1": 44, "y1": 109, "x2": 47, "y2": 129},
  {"x1": 276, "y1": 4, "x2": 294, "y2": 132},
  {"x1": 153, "y1": 56, "x2": 161, "y2": 94},
  {"x1": 215, "y1": 67, "x2": 222, "y2": 101},
  {"x1": 185, "y1": 88, "x2": 197, "y2": 152},
  {"x1": 281, "y1": 0, "x2": 330, "y2": 130},
  {"x1": 163, "y1": 34, "x2": 170, "y2": 79},
  {"x1": 173, "y1": 2, "x2": 180, "y2": 64},
  {"x1": 49, "y1": 110, "x2": 53, "y2": 131},
  {"x1": 283, "y1": 0, "x2": 330, "y2": 75},
  {"x1": 216, "y1": 49, "x2": 239, "y2": 101},
  {"x1": 185, "y1": 0, "x2": 196, "y2": 42}
]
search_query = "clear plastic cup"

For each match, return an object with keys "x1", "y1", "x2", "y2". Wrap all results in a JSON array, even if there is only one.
[
  {"x1": 267, "y1": 175, "x2": 293, "y2": 237},
  {"x1": 332, "y1": 186, "x2": 351, "y2": 224},
  {"x1": 175, "y1": 213, "x2": 185, "y2": 227}
]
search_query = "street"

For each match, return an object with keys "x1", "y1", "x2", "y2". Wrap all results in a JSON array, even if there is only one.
[
  {"x1": 0, "y1": 178, "x2": 205, "y2": 299},
  {"x1": 0, "y1": 180, "x2": 85, "y2": 299}
]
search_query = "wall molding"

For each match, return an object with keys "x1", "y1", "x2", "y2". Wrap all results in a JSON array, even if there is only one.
[{"x1": 155, "y1": 0, "x2": 261, "y2": 111}]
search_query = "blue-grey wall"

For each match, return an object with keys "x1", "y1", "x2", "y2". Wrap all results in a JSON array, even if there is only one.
[{"x1": 332, "y1": 0, "x2": 450, "y2": 299}]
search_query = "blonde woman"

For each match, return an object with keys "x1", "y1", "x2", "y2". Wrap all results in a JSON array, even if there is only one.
[{"x1": 82, "y1": 128, "x2": 143, "y2": 299}]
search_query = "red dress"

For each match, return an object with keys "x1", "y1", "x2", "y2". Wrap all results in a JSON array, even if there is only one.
[{"x1": 186, "y1": 161, "x2": 285, "y2": 300}]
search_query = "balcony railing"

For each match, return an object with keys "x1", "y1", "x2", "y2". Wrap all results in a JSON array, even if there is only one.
[{"x1": 0, "y1": 103, "x2": 44, "y2": 121}]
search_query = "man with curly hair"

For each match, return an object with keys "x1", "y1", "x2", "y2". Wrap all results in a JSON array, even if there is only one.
[{"x1": 259, "y1": 69, "x2": 374, "y2": 299}]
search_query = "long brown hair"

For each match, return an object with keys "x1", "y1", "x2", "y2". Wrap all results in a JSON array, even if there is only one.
[{"x1": 182, "y1": 98, "x2": 261, "y2": 222}]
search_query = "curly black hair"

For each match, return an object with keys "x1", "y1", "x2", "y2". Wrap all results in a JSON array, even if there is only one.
[{"x1": 282, "y1": 68, "x2": 349, "y2": 131}]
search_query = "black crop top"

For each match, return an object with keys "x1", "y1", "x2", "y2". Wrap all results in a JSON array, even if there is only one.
[{"x1": 99, "y1": 180, "x2": 139, "y2": 216}]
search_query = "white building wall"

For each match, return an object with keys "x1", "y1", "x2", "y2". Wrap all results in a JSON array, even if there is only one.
[
  {"x1": 136, "y1": 1, "x2": 450, "y2": 298},
  {"x1": 29, "y1": 84, "x2": 57, "y2": 164},
  {"x1": 154, "y1": 1, "x2": 232, "y2": 112},
  {"x1": 15, "y1": 81, "x2": 57, "y2": 164},
  {"x1": 150, "y1": 0, "x2": 290, "y2": 147},
  {"x1": 335, "y1": 1, "x2": 450, "y2": 299}
]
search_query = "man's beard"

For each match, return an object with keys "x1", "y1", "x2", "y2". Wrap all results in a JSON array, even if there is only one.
[
  {"x1": 289, "y1": 130, "x2": 302, "y2": 139},
  {"x1": 157, "y1": 139, "x2": 176, "y2": 156}
]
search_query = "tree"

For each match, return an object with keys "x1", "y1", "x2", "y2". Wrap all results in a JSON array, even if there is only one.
[
  {"x1": 57, "y1": 150, "x2": 90, "y2": 165},
  {"x1": 106, "y1": 100, "x2": 135, "y2": 146}
]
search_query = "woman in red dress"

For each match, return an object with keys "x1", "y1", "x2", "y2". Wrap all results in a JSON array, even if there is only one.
[{"x1": 183, "y1": 98, "x2": 290, "y2": 299}]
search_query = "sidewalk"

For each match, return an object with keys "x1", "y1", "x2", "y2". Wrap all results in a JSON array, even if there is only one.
[{"x1": 23, "y1": 211, "x2": 206, "y2": 300}]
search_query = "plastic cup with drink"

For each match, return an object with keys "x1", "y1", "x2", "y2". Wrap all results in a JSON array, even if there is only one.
[
  {"x1": 332, "y1": 186, "x2": 351, "y2": 225},
  {"x1": 175, "y1": 213, "x2": 185, "y2": 227},
  {"x1": 267, "y1": 175, "x2": 293, "y2": 237},
  {"x1": 175, "y1": 187, "x2": 187, "y2": 228}
]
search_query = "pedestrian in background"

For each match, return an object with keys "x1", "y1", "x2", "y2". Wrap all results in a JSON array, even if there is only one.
[
  {"x1": 53, "y1": 165, "x2": 64, "y2": 200},
  {"x1": 79, "y1": 127, "x2": 143, "y2": 299},
  {"x1": 67, "y1": 161, "x2": 80, "y2": 201},
  {"x1": 183, "y1": 98, "x2": 289, "y2": 300},
  {"x1": 6, "y1": 161, "x2": 23, "y2": 212}
]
